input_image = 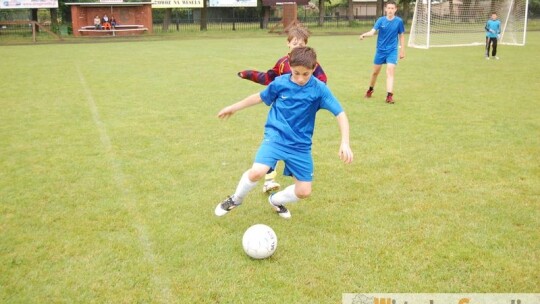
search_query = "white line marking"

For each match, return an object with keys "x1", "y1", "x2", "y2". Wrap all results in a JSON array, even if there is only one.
[{"x1": 76, "y1": 65, "x2": 172, "y2": 302}]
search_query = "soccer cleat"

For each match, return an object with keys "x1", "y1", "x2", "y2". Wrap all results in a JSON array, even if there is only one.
[
  {"x1": 365, "y1": 89, "x2": 374, "y2": 98},
  {"x1": 386, "y1": 95, "x2": 394, "y2": 104},
  {"x1": 485, "y1": 56, "x2": 490, "y2": 60},
  {"x1": 215, "y1": 195, "x2": 239, "y2": 216},
  {"x1": 268, "y1": 194, "x2": 291, "y2": 219},
  {"x1": 262, "y1": 180, "x2": 280, "y2": 194},
  {"x1": 494, "y1": 56, "x2": 499, "y2": 60}
]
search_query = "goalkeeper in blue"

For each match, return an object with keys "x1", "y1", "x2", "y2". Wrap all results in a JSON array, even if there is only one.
[
  {"x1": 485, "y1": 12, "x2": 501, "y2": 60},
  {"x1": 215, "y1": 47, "x2": 353, "y2": 219}
]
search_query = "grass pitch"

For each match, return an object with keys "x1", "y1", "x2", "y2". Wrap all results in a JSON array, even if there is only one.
[{"x1": 0, "y1": 32, "x2": 539, "y2": 303}]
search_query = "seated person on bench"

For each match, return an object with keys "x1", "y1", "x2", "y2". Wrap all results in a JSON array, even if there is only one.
[
  {"x1": 102, "y1": 14, "x2": 111, "y2": 30},
  {"x1": 93, "y1": 15, "x2": 101, "y2": 29},
  {"x1": 110, "y1": 15, "x2": 118, "y2": 28}
]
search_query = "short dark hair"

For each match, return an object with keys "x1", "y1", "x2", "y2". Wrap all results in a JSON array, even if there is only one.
[
  {"x1": 385, "y1": 0, "x2": 397, "y2": 7},
  {"x1": 289, "y1": 46, "x2": 317, "y2": 70}
]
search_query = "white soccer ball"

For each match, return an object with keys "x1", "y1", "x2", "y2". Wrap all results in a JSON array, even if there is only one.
[{"x1": 242, "y1": 224, "x2": 278, "y2": 259}]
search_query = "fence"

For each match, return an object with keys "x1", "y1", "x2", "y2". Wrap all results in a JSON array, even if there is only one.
[
  {"x1": 154, "y1": 16, "x2": 374, "y2": 33},
  {"x1": 1, "y1": 11, "x2": 539, "y2": 44},
  {"x1": 0, "y1": 20, "x2": 64, "y2": 43},
  {"x1": 0, "y1": 16, "x2": 371, "y2": 42}
]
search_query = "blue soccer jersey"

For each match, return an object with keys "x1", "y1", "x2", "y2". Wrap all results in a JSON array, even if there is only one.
[
  {"x1": 485, "y1": 19, "x2": 501, "y2": 38},
  {"x1": 259, "y1": 74, "x2": 344, "y2": 151},
  {"x1": 374, "y1": 16, "x2": 405, "y2": 52}
]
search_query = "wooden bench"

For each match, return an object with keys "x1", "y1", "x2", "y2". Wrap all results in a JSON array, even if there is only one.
[{"x1": 78, "y1": 25, "x2": 148, "y2": 36}]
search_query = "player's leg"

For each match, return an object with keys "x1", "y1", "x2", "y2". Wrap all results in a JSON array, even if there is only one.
[
  {"x1": 262, "y1": 163, "x2": 280, "y2": 194},
  {"x1": 485, "y1": 37, "x2": 491, "y2": 59},
  {"x1": 269, "y1": 179, "x2": 312, "y2": 220},
  {"x1": 268, "y1": 150, "x2": 312, "y2": 219},
  {"x1": 216, "y1": 143, "x2": 279, "y2": 216},
  {"x1": 269, "y1": 180, "x2": 312, "y2": 219},
  {"x1": 293, "y1": 180, "x2": 312, "y2": 198},
  {"x1": 215, "y1": 163, "x2": 269, "y2": 216},
  {"x1": 270, "y1": 179, "x2": 311, "y2": 203},
  {"x1": 385, "y1": 50, "x2": 398, "y2": 104},
  {"x1": 231, "y1": 163, "x2": 270, "y2": 205},
  {"x1": 366, "y1": 50, "x2": 385, "y2": 98},
  {"x1": 365, "y1": 64, "x2": 382, "y2": 98},
  {"x1": 369, "y1": 65, "x2": 382, "y2": 88},
  {"x1": 492, "y1": 38, "x2": 498, "y2": 59},
  {"x1": 385, "y1": 64, "x2": 396, "y2": 104}
]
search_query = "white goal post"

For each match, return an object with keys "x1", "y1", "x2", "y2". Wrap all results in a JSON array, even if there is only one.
[{"x1": 408, "y1": 0, "x2": 529, "y2": 48}]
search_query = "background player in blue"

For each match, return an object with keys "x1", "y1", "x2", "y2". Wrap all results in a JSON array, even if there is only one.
[
  {"x1": 359, "y1": 0, "x2": 405, "y2": 104},
  {"x1": 214, "y1": 47, "x2": 354, "y2": 219},
  {"x1": 485, "y1": 12, "x2": 501, "y2": 60}
]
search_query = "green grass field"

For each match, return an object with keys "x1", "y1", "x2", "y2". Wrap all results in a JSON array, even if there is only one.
[{"x1": 1, "y1": 32, "x2": 539, "y2": 303}]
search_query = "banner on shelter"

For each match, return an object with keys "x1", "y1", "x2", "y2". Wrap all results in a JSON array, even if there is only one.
[
  {"x1": 151, "y1": 0, "x2": 202, "y2": 8},
  {"x1": 261, "y1": 0, "x2": 308, "y2": 6},
  {"x1": 1, "y1": 0, "x2": 58, "y2": 9},
  {"x1": 209, "y1": 0, "x2": 256, "y2": 7}
]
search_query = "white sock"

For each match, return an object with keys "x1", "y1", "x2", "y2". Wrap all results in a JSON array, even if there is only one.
[
  {"x1": 232, "y1": 171, "x2": 258, "y2": 204},
  {"x1": 270, "y1": 184, "x2": 299, "y2": 206}
]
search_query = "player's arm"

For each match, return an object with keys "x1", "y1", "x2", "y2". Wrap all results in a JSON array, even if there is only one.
[
  {"x1": 399, "y1": 33, "x2": 406, "y2": 59},
  {"x1": 217, "y1": 93, "x2": 262, "y2": 119},
  {"x1": 485, "y1": 22, "x2": 495, "y2": 33},
  {"x1": 335, "y1": 112, "x2": 353, "y2": 164},
  {"x1": 359, "y1": 29, "x2": 376, "y2": 40},
  {"x1": 238, "y1": 57, "x2": 284, "y2": 85},
  {"x1": 237, "y1": 69, "x2": 278, "y2": 85},
  {"x1": 313, "y1": 63, "x2": 328, "y2": 84}
]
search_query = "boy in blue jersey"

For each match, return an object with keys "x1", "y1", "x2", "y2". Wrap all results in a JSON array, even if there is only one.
[
  {"x1": 359, "y1": 0, "x2": 405, "y2": 104},
  {"x1": 215, "y1": 47, "x2": 353, "y2": 219},
  {"x1": 485, "y1": 12, "x2": 501, "y2": 60},
  {"x1": 237, "y1": 25, "x2": 328, "y2": 195}
]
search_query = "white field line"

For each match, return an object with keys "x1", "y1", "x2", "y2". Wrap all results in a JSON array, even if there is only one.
[{"x1": 76, "y1": 65, "x2": 172, "y2": 302}]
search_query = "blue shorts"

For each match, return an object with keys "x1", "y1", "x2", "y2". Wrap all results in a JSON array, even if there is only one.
[
  {"x1": 374, "y1": 49, "x2": 398, "y2": 65},
  {"x1": 254, "y1": 142, "x2": 313, "y2": 182}
]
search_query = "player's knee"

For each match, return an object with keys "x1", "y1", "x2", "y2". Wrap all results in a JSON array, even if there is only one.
[
  {"x1": 295, "y1": 187, "x2": 311, "y2": 199},
  {"x1": 248, "y1": 169, "x2": 266, "y2": 182}
]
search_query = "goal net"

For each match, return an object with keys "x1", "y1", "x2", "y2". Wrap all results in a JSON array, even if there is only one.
[{"x1": 408, "y1": 0, "x2": 529, "y2": 48}]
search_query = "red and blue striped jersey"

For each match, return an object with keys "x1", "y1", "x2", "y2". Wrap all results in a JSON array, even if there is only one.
[{"x1": 238, "y1": 54, "x2": 327, "y2": 86}]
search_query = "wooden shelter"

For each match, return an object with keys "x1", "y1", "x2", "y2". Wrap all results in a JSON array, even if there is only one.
[{"x1": 66, "y1": 2, "x2": 153, "y2": 37}]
